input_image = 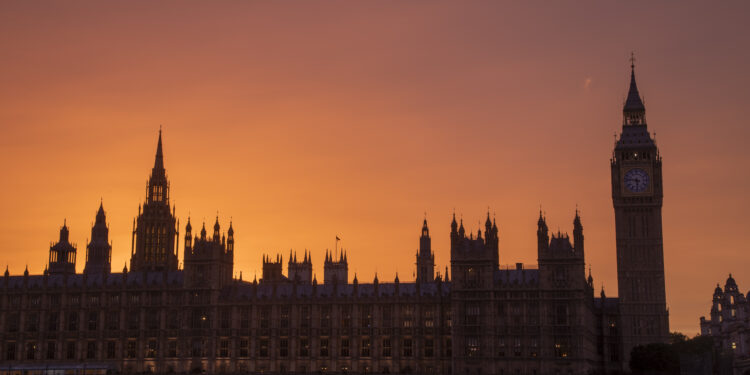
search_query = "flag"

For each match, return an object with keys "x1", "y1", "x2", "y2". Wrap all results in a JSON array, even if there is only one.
[{"x1": 336, "y1": 236, "x2": 340, "y2": 241}]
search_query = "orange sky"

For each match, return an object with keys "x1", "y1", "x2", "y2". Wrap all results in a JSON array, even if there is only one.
[{"x1": 1, "y1": 1, "x2": 749, "y2": 336}]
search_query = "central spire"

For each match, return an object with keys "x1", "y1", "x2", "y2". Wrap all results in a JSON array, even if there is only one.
[
  {"x1": 153, "y1": 128, "x2": 165, "y2": 175},
  {"x1": 623, "y1": 54, "x2": 646, "y2": 126}
]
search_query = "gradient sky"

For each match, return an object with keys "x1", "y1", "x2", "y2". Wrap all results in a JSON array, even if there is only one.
[{"x1": 1, "y1": 1, "x2": 749, "y2": 335}]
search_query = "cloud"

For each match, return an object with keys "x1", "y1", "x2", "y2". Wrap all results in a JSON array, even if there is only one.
[{"x1": 583, "y1": 77, "x2": 592, "y2": 90}]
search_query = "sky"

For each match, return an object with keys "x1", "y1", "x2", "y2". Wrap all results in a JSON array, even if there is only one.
[{"x1": 1, "y1": 1, "x2": 749, "y2": 335}]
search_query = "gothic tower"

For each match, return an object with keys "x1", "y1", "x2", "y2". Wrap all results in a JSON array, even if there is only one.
[
  {"x1": 130, "y1": 130, "x2": 179, "y2": 272},
  {"x1": 288, "y1": 250, "x2": 313, "y2": 284},
  {"x1": 611, "y1": 61, "x2": 670, "y2": 360},
  {"x1": 84, "y1": 202, "x2": 112, "y2": 274},
  {"x1": 49, "y1": 220, "x2": 77, "y2": 275},
  {"x1": 415, "y1": 218, "x2": 435, "y2": 283},
  {"x1": 324, "y1": 249, "x2": 348, "y2": 284},
  {"x1": 183, "y1": 217, "x2": 234, "y2": 289}
]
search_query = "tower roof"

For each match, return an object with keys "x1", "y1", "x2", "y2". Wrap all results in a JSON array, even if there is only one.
[
  {"x1": 154, "y1": 128, "x2": 165, "y2": 172},
  {"x1": 624, "y1": 61, "x2": 645, "y2": 112}
]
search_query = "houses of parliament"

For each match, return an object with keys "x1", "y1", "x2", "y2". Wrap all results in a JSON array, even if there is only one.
[{"x1": 0, "y1": 66, "x2": 669, "y2": 375}]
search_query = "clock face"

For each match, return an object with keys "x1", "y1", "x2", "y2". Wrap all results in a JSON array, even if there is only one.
[{"x1": 624, "y1": 168, "x2": 649, "y2": 193}]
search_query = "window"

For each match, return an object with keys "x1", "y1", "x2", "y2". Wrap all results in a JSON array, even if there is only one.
[
  {"x1": 530, "y1": 337, "x2": 538, "y2": 357},
  {"x1": 320, "y1": 338, "x2": 329, "y2": 357},
  {"x1": 403, "y1": 339, "x2": 413, "y2": 357},
  {"x1": 382, "y1": 338, "x2": 391, "y2": 357},
  {"x1": 221, "y1": 309, "x2": 231, "y2": 329},
  {"x1": 300, "y1": 306, "x2": 311, "y2": 329},
  {"x1": 340, "y1": 338, "x2": 350, "y2": 357},
  {"x1": 167, "y1": 340, "x2": 177, "y2": 358},
  {"x1": 47, "y1": 342, "x2": 56, "y2": 360},
  {"x1": 445, "y1": 338, "x2": 452, "y2": 357},
  {"x1": 7, "y1": 313, "x2": 19, "y2": 332},
  {"x1": 341, "y1": 306, "x2": 351, "y2": 328},
  {"x1": 26, "y1": 312, "x2": 39, "y2": 332},
  {"x1": 87, "y1": 341, "x2": 96, "y2": 359},
  {"x1": 513, "y1": 337, "x2": 522, "y2": 356},
  {"x1": 361, "y1": 338, "x2": 371, "y2": 357},
  {"x1": 424, "y1": 309, "x2": 434, "y2": 328},
  {"x1": 259, "y1": 339, "x2": 268, "y2": 357},
  {"x1": 402, "y1": 305, "x2": 414, "y2": 328},
  {"x1": 425, "y1": 339, "x2": 434, "y2": 357},
  {"x1": 382, "y1": 306, "x2": 393, "y2": 327},
  {"x1": 280, "y1": 338, "x2": 289, "y2": 357},
  {"x1": 555, "y1": 305, "x2": 568, "y2": 325},
  {"x1": 466, "y1": 337, "x2": 479, "y2": 357},
  {"x1": 48, "y1": 312, "x2": 59, "y2": 331},
  {"x1": 146, "y1": 340, "x2": 157, "y2": 358},
  {"x1": 280, "y1": 306, "x2": 290, "y2": 329},
  {"x1": 299, "y1": 338, "x2": 309, "y2": 357},
  {"x1": 465, "y1": 304, "x2": 480, "y2": 326},
  {"x1": 88, "y1": 311, "x2": 98, "y2": 331},
  {"x1": 219, "y1": 340, "x2": 229, "y2": 357},
  {"x1": 6, "y1": 342, "x2": 16, "y2": 360},
  {"x1": 26, "y1": 342, "x2": 37, "y2": 360},
  {"x1": 321, "y1": 306, "x2": 331, "y2": 328},
  {"x1": 259, "y1": 307, "x2": 270, "y2": 329},
  {"x1": 168, "y1": 310, "x2": 180, "y2": 329},
  {"x1": 554, "y1": 337, "x2": 569, "y2": 358},
  {"x1": 127, "y1": 310, "x2": 139, "y2": 330},
  {"x1": 126, "y1": 341, "x2": 136, "y2": 359},
  {"x1": 107, "y1": 342, "x2": 116, "y2": 359},
  {"x1": 146, "y1": 310, "x2": 159, "y2": 330},
  {"x1": 361, "y1": 305, "x2": 372, "y2": 328},
  {"x1": 239, "y1": 340, "x2": 249, "y2": 357},
  {"x1": 240, "y1": 307, "x2": 250, "y2": 329},
  {"x1": 497, "y1": 337, "x2": 506, "y2": 356},
  {"x1": 66, "y1": 341, "x2": 76, "y2": 359}
]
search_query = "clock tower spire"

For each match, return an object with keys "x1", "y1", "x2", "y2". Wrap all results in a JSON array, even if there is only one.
[{"x1": 611, "y1": 58, "x2": 670, "y2": 366}]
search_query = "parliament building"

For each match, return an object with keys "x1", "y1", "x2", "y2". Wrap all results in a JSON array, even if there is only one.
[{"x1": 0, "y1": 66, "x2": 669, "y2": 375}]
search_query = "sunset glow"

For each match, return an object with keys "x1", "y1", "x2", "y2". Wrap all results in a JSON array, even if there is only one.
[{"x1": 1, "y1": 1, "x2": 749, "y2": 337}]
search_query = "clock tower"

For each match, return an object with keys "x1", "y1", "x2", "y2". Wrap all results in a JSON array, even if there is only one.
[{"x1": 611, "y1": 60, "x2": 670, "y2": 362}]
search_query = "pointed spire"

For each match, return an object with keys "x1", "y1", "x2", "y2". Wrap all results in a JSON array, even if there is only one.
[
  {"x1": 154, "y1": 127, "x2": 165, "y2": 171},
  {"x1": 624, "y1": 54, "x2": 645, "y2": 112}
]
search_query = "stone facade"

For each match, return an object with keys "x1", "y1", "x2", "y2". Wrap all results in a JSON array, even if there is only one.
[{"x1": 0, "y1": 66, "x2": 667, "y2": 374}]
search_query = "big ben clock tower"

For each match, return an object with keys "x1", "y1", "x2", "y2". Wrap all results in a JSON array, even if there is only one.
[{"x1": 611, "y1": 59, "x2": 670, "y2": 362}]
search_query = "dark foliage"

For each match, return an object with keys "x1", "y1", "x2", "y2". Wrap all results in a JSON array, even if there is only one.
[{"x1": 629, "y1": 332, "x2": 715, "y2": 375}]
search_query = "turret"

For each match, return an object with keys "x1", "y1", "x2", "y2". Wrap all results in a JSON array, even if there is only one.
[
  {"x1": 324, "y1": 249, "x2": 348, "y2": 284},
  {"x1": 573, "y1": 209, "x2": 584, "y2": 257},
  {"x1": 227, "y1": 221, "x2": 234, "y2": 252},
  {"x1": 288, "y1": 249, "x2": 312, "y2": 284},
  {"x1": 213, "y1": 216, "x2": 220, "y2": 241},
  {"x1": 49, "y1": 220, "x2": 77, "y2": 275},
  {"x1": 84, "y1": 202, "x2": 112, "y2": 274},
  {"x1": 416, "y1": 218, "x2": 435, "y2": 283},
  {"x1": 184, "y1": 217, "x2": 193, "y2": 252},
  {"x1": 537, "y1": 210, "x2": 549, "y2": 253}
]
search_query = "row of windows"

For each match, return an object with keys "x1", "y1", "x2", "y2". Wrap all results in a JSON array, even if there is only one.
[
  {"x1": 4, "y1": 337, "x2": 450, "y2": 361},
  {"x1": 2, "y1": 307, "x2": 451, "y2": 332}
]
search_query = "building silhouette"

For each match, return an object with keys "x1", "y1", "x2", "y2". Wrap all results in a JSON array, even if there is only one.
[
  {"x1": 700, "y1": 275, "x2": 750, "y2": 374},
  {"x1": 0, "y1": 66, "x2": 668, "y2": 374}
]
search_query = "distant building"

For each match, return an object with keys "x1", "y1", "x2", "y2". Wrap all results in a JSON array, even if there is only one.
[
  {"x1": 0, "y1": 65, "x2": 668, "y2": 374},
  {"x1": 700, "y1": 275, "x2": 750, "y2": 375}
]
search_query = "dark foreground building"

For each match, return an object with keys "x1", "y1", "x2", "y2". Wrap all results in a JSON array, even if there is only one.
[
  {"x1": 0, "y1": 66, "x2": 669, "y2": 375},
  {"x1": 700, "y1": 275, "x2": 750, "y2": 374}
]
